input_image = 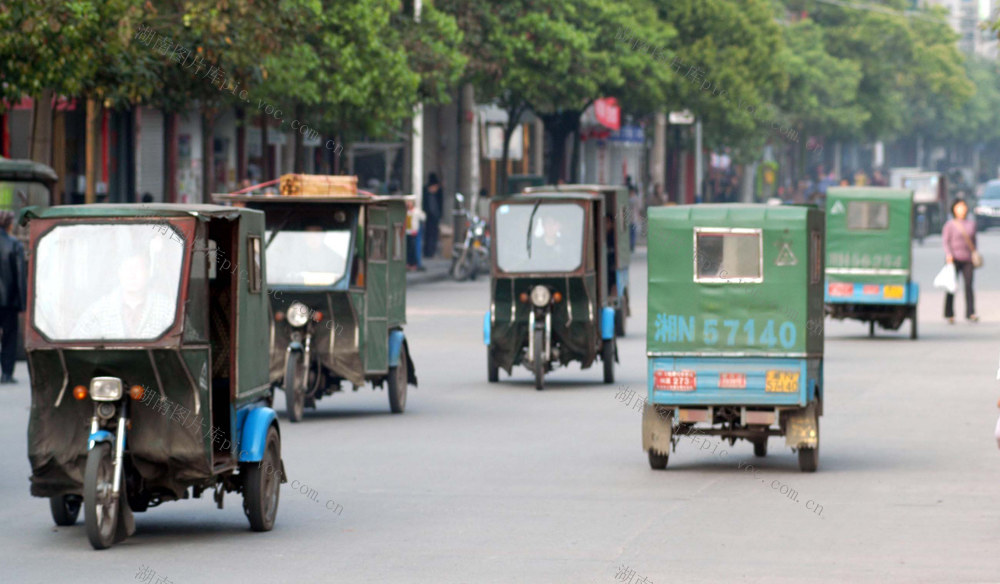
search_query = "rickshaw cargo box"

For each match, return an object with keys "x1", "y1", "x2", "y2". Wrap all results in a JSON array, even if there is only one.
[
  {"x1": 645, "y1": 204, "x2": 824, "y2": 357},
  {"x1": 279, "y1": 174, "x2": 358, "y2": 197}
]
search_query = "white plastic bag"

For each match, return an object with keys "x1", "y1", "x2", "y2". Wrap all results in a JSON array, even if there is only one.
[{"x1": 933, "y1": 263, "x2": 957, "y2": 294}]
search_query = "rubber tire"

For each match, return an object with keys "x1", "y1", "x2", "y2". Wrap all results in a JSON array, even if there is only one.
[
  {"x1": 533, "y1": 328, "x2": 545, "y2": 390},
  {"x1": 753, "y1": 439, "x2": 768, "y2": 457},
  {"x1": 910, "y1": 307, "x2": 918, "y2": 340},
  {"x1": 284, "y1": 354, "x2": 306, "y2": 423},
  {"x1": 243, "y1": 426, "x2": 281, "y2": 531},
  {"x1": 84, "y1": 443, "x2": 118, "y2": 550},
  {"x1": 868, "y1": 320, "x2": 875, "y2": 337},
  {"x1": 798, "y1": 420, "x2": 819, "y2": 473},
  {"x1": 387, "y1": 346, "x2": 408, "y2": 414},
  {"x1": 451, "y1": 249, "x2": 470, "y2": 281},
  {"x1": 487, "y1": 351, "x2": 499, "y2": 383},
  {"x1": 602, "y1": 337, "x2": 615, "y2": 384},
  {"x1": 648, "y1": 449, "x2": 669, "y2": 470},
  {"x1": 614, "y1": 308, "x2": 626, "y2": 338},
  {"x1": 50, "y1": 494, "x2": 81, "y2": 526}
]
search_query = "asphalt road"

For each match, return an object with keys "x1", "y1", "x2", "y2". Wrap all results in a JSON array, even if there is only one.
[{"x1": 3, "y1": 230, "x2": 1000, "y2": 583}]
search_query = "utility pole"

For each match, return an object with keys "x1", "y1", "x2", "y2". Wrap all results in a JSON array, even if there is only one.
[{"x1": 411, "y1": 0, "x2": 423, "y2": 200}]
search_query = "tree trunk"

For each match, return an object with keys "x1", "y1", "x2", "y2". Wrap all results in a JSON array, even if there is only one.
[
  {"x1": 540, "y1": 110, "x2": 582, "y2": 184},
  {"x1": 201, "y1": 110, "x2": 216, "y2": 203},
  {"x1": 261, "y1": 115, "x2": 270, "y2": 180},
  {"x1": 85, "y1": 98, "x2": 100, "y2": 204},
  {"x1": 30, "y1": 89, "x2": 54, "y2": 166},
  {"x1": 293, "y1": 103, "x2": 305, "y2": 173},
  {"x1": 236, "y1": 107, "x2": 246, "y2": 183}
]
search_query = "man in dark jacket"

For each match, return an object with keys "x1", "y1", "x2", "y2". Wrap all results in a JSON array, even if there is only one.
[
  {"x1": 0, "y1": 211, "x2": 25, "y2": 383},
  {"x1": 422, "y1": 173, "x2": 443, "y2": 258}
]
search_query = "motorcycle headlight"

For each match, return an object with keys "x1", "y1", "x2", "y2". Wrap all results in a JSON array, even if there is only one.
[
  {"x1": 474, "y1": 225, "x2": 484, "y2": 236},
  {"x1": 287, "y1": 302, "x2": 311, "y2": 327},
  {"x1": 530, "y1": 285, "x2": 551, "y2": 307},
  {"x1": 90, "y1": 377, "x2": 123, "y2": 402}
]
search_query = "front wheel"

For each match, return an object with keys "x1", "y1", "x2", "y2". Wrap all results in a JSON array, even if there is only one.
[
  {"x1": 50, "y1": 494, "x2": 81, "y2": 526},
  {"x1": 387, "y1": 346, "x2": 408, "y2": 414},
  {"x1": 84, "y1": 443, "x2": 119, "y2": 550},
  {"x1": 602, "y1": 337, "x2": 615, "y2": 384},
  {"x1": 533, "y1": 328, "x2": 545, "y2": 390},
  {"x1": 284, "y1": 353, "x2": 306, "y2": 423},
  {"x1": 450, "y1": 248, "x2": 471, "y2": 281},
  {"x1": 487, "y1": 351, "x2": 499, "y2": 383},
  {"x1": 243, "y1": 426, "x2": 281, "y2": 531}
]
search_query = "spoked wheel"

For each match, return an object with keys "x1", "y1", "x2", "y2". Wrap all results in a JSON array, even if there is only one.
[
  {"x1": 602, "y1": 337, "x2": 615, "y2": 384},
  {"x1": 284, "y1": 353, "x2": 306, "y2": 423},
  {"x1": 387, "y1": 346, "x2": 408, "y2": 414},
  {"x1": 84, "y1": 443, "x2": 119, "y2": 550},
  {"x1": 532, "y1": 328, "x2": 545, "y2": 390},
  {"x1": 451, "y1": 249, "x2": 471, "y2": 281},
  {"x1": 243, "y1": 426, "x2": 281, "y2": 531},
  {"x1": 487, "y1": 351, "x2": 499, "y2": 383},
  {"x1": 753, "y1": 438, "x2": 768, "y2": 457},
  {"x1": 648, "y1": 449, "x2": 669, "y2": 470},
  {"x1": 50, "y1": 494, "x2": 82, "y2": 526},
  {"x1": 910, "y1": 307, "x2": 918, "y2": 340},
  {"x1": 798, "y1": 420, "x2": 819, "y2": 473}
]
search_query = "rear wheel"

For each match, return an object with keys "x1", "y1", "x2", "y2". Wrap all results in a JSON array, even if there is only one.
[
  {"x1": 533, "y1": 328, "x2": 545, "y2": 390},
  {"x1": 648, "y1": 449, "x2": 669, "y2": 470},
  {"x1": 84, "y1": 443, "x2": 119, "y2": 550},
  {"x1": 798, "y1": 420, "x2": 819, "y2": 473},
  {"x1": 910, "y1": 307, "x2": 918, "y2": 340},
  {"x1": 487, "y1": 351, "x2": 499, "y2": 383},
  {"x1": 868, "y1": 320, "x2": 875, "y2": 337},
  {"x1": 614, "y1": 308, "x2": 626, "y2": 338},
  {"x1": 284, "y1": 353, "x2": 306, "y2": 423},
  {"x1": 602, "y1": 337, "x2": 615, "y2": 384},
  {"x1": 387, "y1": 346, "x2": 408, "y2": 414},
  {"x1": 753, "y1": 438, "x2": 768, "y2": 457},
  {"x1": 50, "y1": 494, "x2": 81, "y2": 526},
  {"x1": 243, "y1": 426, "x2": 281, "y2": 531},
  {"x1": 451, "y1": 249, "x2": 471, "y2": 281}
]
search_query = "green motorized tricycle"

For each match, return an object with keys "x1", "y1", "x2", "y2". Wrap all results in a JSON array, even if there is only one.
[
  {"x1": 824, "y1": 187, "x2": 918, "y2": 339},
  {"x1": 643, "y1": 204, "x2": 824, "y2": 472},
  {"x1": 483, "y1": 191, "x2": 617, "y2": 389},
  {"x1": 24, "y1": 204, "x2": 283, "y2": 549},
  {"x1": 215, "y1": 185, "x2": 417, "y2": 421}
]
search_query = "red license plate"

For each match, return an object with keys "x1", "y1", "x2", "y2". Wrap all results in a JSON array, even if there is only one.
[
  {"x1": 654, "y1": 370, "x2": 696, "y2": 392},
  {"x1": 862, "y1": 284, "x2": 880, "y2": 296},
  {"x1": 829, "y1": 282, "x2": 854, "y2": 297},
  {"x1": 719, "y1": 373, "x2": 746, "y2": 389}
]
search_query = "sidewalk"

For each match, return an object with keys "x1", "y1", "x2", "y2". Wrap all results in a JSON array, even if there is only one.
[{"x1": 406, "y1": 258, "x2": 453, "y2": 286}]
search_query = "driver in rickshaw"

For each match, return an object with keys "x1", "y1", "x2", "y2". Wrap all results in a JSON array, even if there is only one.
[
  {"x1": 72, "y1": 244, "x2": 175, "y2": 339},
  {"x1": 529, "y1": 213, "x2": 567, "y2": 266}
]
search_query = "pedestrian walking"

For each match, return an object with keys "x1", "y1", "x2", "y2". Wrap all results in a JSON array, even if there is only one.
[
  {"x1": 0, "y1": 210, "x2": 26, "y2": 383},
  {"x1": 942, "y1": 199, "x2": 980, "y2": 323},
  {"x1": 422, "y1": 173, "x2": 443, "y2": 258},
  {"x1": 406, "y1": 199, "x2": 426, "y2": 272}
]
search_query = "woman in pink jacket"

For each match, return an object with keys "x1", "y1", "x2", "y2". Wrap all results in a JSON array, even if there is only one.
[{"x1": 942, "y1": 199, "x2": 979, "y2": 323}]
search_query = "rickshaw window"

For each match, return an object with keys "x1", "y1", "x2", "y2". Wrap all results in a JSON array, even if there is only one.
[
  {"x1": 693, "y1": 228, "x2": 762, "y2": 283},
  {"x1": 846, "y1": 201, "x2": 889, "y2": 230},
  {"x1": 248, "y1": 236, "x2": 262, "y2": 293},
  {"x1": 368, "y1": 227, "x2": 387, "y2": 260},
  {"x1": 392, "y1": 223, "x2": 404, "y2": 261}
]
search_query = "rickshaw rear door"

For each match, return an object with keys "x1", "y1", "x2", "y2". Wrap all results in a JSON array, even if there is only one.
[{"x1": 364, "y1": 205, "x2": 389, "y2": 373}]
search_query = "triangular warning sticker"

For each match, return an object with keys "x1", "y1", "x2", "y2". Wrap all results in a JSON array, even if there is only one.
[
  {"x1": 776, "y1": 242, "x2": 797, "y2": 266},
  {"x1": 830, "y1": 200, "x2": 845, "y2": 214}
]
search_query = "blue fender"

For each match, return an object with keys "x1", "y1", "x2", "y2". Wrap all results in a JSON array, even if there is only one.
[
  {"x1": 601, "y1": 306, "x2": 616, "y2": 340},
  {"x1": 908, "y1": 281, "x2": 920, "y2": 304},
  {"x1": 483, "y1": 312, "x2": 491, "y2": 346},
  {"x1": 238, "y1": 407, "x2": 278, "y2": 463},
  {"x1": 287, "y1": 341, "x2": 304, "y2": 352},
  {"x1": 88, "y1": 430, "x2": 115, "y2": 450},
  {"x1": 388, "y1": 329, "x2": 406, "y2": 367}
]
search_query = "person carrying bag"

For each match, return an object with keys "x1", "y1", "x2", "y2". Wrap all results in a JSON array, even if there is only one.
[{"x1": 941, "y1": 199, "x2": 980, "y2": 323}]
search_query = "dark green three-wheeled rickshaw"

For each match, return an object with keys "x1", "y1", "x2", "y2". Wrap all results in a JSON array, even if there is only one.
[
  {"x1": 824, "y1": 187, "x2": 919, "y2": 339},
  {"x1": 483, "y1": 192, "x2": 617, "y2": 389},
  {"x1": 214, "y1": 190, "x2": 417, "y2": 421},
  {"x1": 524, "y1": 184, "x2": 632, "y2": 336},
  {"x1": 25, "y1": 204, "x2": 283, "y2": 549}
]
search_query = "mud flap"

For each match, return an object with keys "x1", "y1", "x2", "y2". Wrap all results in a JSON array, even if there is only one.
[
  {"x1": 642, "y1": 404, "x2": 673, "y2": 455},
  {"x1": 784, "y1": 402, "x2": 818, "y2": 449},
  {"x1": 114, "y1": 488, "x2": 135, "y2": 542}
]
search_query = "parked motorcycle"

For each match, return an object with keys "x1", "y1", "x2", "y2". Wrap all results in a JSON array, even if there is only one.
[{"x1": 451, "y1": 193, "x2": 490, "y2": 281}]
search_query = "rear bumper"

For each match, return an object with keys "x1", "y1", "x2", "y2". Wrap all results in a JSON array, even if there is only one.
[
  {"x1": 646, "y1": 356, "x2": 820, "y2": 408},
  {"x1": 825, "y1": 280, "x2": 918, "y2": 305}
]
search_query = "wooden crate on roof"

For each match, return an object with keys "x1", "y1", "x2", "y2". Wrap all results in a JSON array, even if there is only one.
[{"x1": 279, "y1": 174, "x2": 358, "y2": 196}]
